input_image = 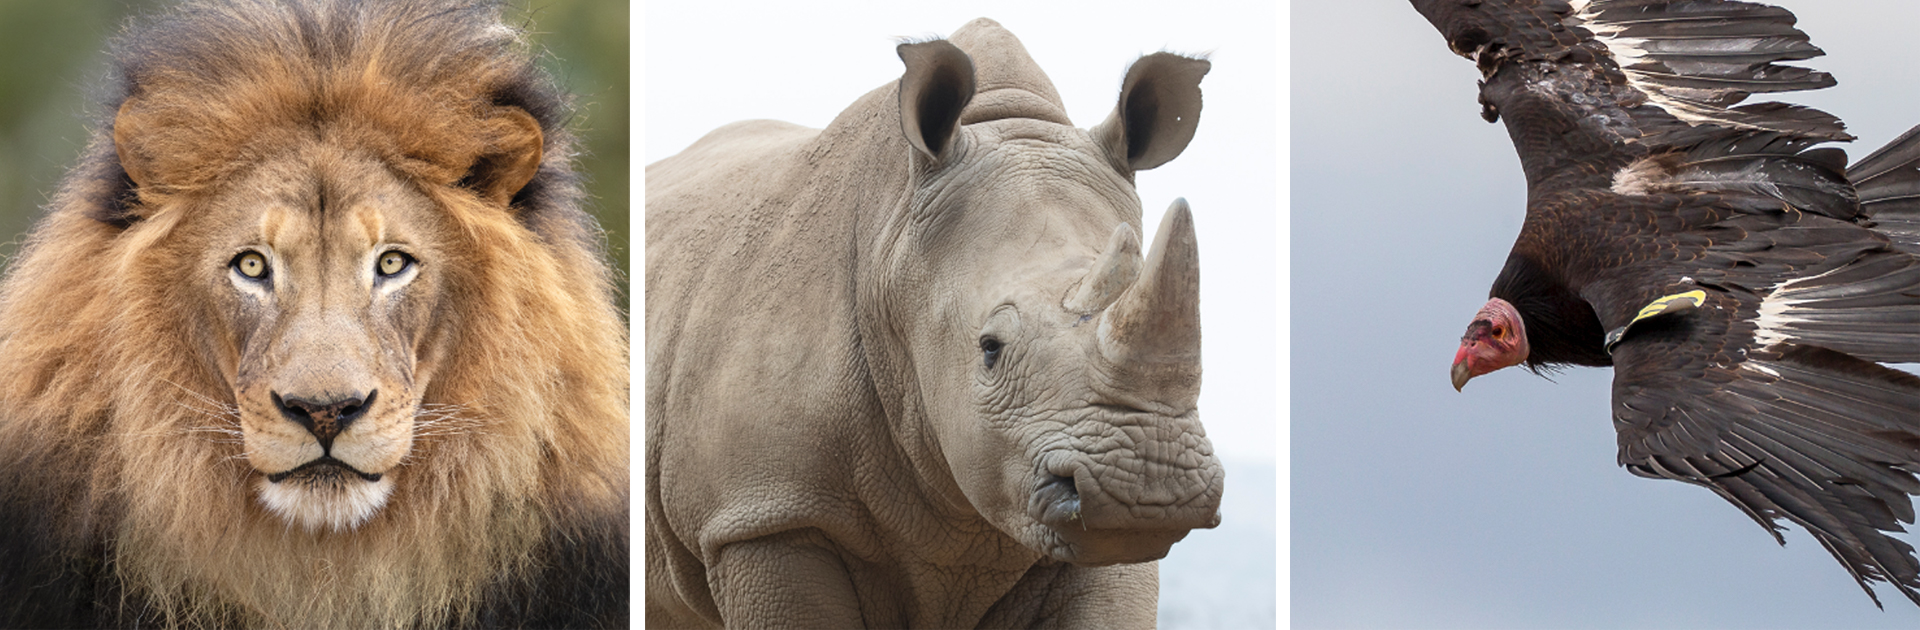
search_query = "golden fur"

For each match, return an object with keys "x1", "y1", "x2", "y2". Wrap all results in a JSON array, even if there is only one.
[{"x1": 0, "y1": 1, "x2": 628, "y2": 628}]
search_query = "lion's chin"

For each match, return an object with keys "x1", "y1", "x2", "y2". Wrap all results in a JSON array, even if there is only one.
[{"x1": 256, "y1": 466, "x2": 395, "y2": 533}]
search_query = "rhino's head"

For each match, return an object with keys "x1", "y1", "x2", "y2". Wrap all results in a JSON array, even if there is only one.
[{"x1": 863, "y1": 20, "x2": 1222, "y2": 566}]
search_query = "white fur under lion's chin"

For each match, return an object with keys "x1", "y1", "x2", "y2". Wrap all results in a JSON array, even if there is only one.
[{"x1": 257, "y1": 474, "x2": 395, "y2": 532}]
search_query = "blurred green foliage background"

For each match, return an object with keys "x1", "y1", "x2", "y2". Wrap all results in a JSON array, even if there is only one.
[{"x1": 0, "y1": 0, "x2": 630, "y2": 308}]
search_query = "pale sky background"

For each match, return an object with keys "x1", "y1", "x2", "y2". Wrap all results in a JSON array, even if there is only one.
[
  {"x1": 640, "y1": 2, "x2": 1278, "y2": 628},
  {"x1": 1295, "y1": 1, "x2": 1920, "y2": 628}
]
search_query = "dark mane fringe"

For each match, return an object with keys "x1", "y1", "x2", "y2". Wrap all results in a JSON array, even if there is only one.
[{"x1": 75, "y1": 0, "x2": 594, "y2": 256}]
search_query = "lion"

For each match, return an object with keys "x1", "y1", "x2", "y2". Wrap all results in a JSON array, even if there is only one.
[{"x1": 0, "y1": 1, "x2": 629, "y2": 628}]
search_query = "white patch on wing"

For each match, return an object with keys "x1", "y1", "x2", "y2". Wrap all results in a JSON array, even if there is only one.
[
  {"x1": 1610, "y1": 156, "x2": 1666, "y2": 196},
  {"x1": 1751, "y1": 267, "x2": 1843, "y2": 349},
  {"x1": 1741, "y1": 362, "x2": 1780, "y2": 378},
  {"x1": 1610, "y1": 154, "x2": 1785, "y2": 199},
  {"x1": 1568, "y1": 2, "x2": 1767, "y2": 131}
]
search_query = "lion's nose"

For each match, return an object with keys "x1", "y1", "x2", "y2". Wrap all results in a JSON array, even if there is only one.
[{"x1": 272, "y1": 389, "x2": 376, "y2": 450}]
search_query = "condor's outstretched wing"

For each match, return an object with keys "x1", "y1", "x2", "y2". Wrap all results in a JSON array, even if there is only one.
[{"x1": 1413, "y1": 0, "x2": 1920, "y2": 607}]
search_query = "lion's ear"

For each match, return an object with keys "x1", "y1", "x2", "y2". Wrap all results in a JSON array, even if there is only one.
[
  {"x1": 113, "y1": 99, "x2": 156, "y2": 191},
  {"x1": 465, "y1": 107, "x2": 544, "y2": 207}
]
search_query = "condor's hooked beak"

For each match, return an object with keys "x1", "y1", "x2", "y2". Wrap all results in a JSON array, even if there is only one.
[
  {"x1": 1451, "y1": 297, "x2": 1529, "y2": 391},
  {"x1": 1450, "y1": 354, "x2": 1474, "y2": 392}
]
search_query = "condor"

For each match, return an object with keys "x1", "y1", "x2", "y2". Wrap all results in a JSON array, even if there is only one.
[{"x1": 1418, "y1": 0, "x2": 1920, "y2": 608}]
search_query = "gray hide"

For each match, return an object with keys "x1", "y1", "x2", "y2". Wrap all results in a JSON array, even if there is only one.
[{"x1": 645, "y1": 18, "x2": 1222, "y2": 629}]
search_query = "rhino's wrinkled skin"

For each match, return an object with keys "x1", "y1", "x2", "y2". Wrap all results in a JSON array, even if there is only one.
[{"x1": 645, "y1": 18, "x2": 1224, "y2": 629}]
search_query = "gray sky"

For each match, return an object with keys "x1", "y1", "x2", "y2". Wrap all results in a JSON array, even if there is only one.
[
  {"x1": 641, "y1": 2, "x2": 1278, "y2": 627},
  {"x1": 1294, "y1": 1, "x2": 1920, "y2": 627}
]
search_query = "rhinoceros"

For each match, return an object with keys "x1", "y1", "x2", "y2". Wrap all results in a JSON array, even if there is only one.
[{"x1": 644, "y1": 18, "x2": 1223, "y2": 628}]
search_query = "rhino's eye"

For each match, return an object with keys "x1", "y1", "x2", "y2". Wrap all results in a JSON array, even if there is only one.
[
  {"x1": 231, "y1": 251, "x2": 270, "y2": 280},
  {"x1": 980, "y1": 336, "x2": 1003, "y2": 369},
  {"x1": 376, "y1": 251, "x2": 414, "y2": 277}
]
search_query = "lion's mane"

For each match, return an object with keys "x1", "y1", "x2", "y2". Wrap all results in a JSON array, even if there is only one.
[{"x1": 0, "y1": 1, "x2": 628, "y2": 628}]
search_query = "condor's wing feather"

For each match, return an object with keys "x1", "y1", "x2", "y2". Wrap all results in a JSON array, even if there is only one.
[
  {"x1": 1851, "y1": 124, "x2": 1920, "y2": 254},
  {"x1": 1409, "y1": 0, "x2": 1854, "y2": 213},
  {"x1": 1609, "y1": 294, "x2": 1920, "y2": 608}
]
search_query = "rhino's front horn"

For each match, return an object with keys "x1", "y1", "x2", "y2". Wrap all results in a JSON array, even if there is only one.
[
  {"x1": 1098, "y1": 198, "x2": 1200, "y2": 367},
  {"x1": 1065, "y1": 222, "x2": 1142, "y2": 313}
]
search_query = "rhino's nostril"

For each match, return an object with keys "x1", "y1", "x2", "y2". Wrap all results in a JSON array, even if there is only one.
[
  {"x1": 1047, "y1": 474, "x2": 1078, "y2": 498},
  {"x1": 1030, "y1": 473, "x2": 1083, "y2": 528}
]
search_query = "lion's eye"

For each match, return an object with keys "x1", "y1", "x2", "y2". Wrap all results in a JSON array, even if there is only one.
[
  {"x1": 232, "y1": 251, "x2": 269, "y2": 279},
  {"x1": 377, "y1": 251, "x2": 413, "y2": 277}
]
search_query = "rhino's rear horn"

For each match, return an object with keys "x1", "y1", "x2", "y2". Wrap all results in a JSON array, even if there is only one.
[
  {"x1": 1098, "y1": 199, "x2": 1200, "y2": 366},
  {"x1": 1065, "y1": 223, "x2": 1142, "y2": 313}
]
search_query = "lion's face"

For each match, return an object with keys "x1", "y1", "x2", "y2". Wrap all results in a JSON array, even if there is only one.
[
  {"x1": 191, "y1": 142, "x2": 455, "y2": 533},
  {"x1": 0, "y1": 3, "x2": 630, "y2": 626}
]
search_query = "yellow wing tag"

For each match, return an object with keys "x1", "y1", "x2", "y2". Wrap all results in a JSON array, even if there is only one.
[
  {"x1": 1605, "y1": 289, "x2": 1709, "y2": 354},
  {"x1": 1631, "y1": 290, "x2": 1707, "y2": 324}
]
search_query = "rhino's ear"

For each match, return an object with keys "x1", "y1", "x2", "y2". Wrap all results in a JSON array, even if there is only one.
[
  {"x1": 1093, "y1": 52, "x2": 1209, "y2": 172},
  {"x1": 897, "y1": 40, "x2": 976, "y2": 161}
]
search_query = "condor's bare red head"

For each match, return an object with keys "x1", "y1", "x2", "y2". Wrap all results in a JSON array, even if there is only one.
[{"x1": 1451, "y1": 297, "x2": 1530, "y2": 391}]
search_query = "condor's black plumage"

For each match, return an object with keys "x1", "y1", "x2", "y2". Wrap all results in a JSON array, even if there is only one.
[{"x1": 1420, "y1": 0, "x2": 1920, "y2": 608}]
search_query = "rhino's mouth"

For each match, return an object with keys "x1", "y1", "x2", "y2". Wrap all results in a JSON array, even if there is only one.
[{"x1": 1021, "y1": 451, "x2": 1216, "y2": 566}]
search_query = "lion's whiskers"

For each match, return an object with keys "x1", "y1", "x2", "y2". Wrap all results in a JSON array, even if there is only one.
[
  {"x1": 410, "y1": 404, "x2": 484, "y2": 437},
  {"x1": 397, "y1": 404, "x2": 495, "y2": 465},
  {"x1": 153, "y1": 379, "x2": 246, "y2": 446}
]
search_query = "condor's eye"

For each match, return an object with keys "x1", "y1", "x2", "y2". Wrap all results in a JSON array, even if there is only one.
[
  {"x1": 376, "y1": 251, "x2": 414, "y2": 277},
  {"x1": 980, "y1": 336, "x2": 1003, "y2": 369},
  {"x1": 232, "y1": 251, "x2": 269, "y2": 279}
]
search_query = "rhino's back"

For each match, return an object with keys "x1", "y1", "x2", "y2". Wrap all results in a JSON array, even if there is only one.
[
  {"x1": 643, "y1": 111, "x2": 896, "y2": 559},
  {"x1": 644, "y1": 93, "x2": 908, "y2": 389},
  {"x1": 644, "y1": 118, "x2": 823, "y2": 359},
  {"x1": 645, "y1": 119, "x2": 817, "y2": 256},
  {"x1": 644, "y1": 86, "x2": 941, "y2": 625},
  {"x1": 646, "y1": 119, "x2": 816, "y2": 195}
]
